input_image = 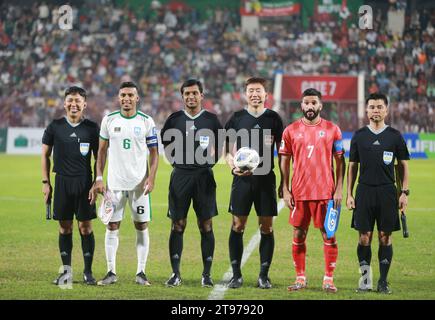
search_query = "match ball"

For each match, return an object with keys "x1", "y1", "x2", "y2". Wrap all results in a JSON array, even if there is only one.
[{"x1": 233, "y1": 147, "x2": 260, "y2": 172}]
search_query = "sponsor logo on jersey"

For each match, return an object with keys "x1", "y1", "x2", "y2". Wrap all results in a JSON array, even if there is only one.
[
  {"x1": 134, "y1": 127, "x2": 141, "y2": 136},
  {"x1": 383, "y1": 151, "x2": 393, "y2": 165},
  {"x1": 253, "y1": 124, "x2": 261, "y2": 129},
  {"x1": 80, "y1": 143, "x2": 90, "y2": 156},
  {"x1": 264, "y1": 134, "x2": 274, "y2": 146},
  {"x1": 296, "y1": 132, "x2": 303, "y2": 139},
  {"x1": 373, "y1": 140, "x2": 381, "y2": 145},
  {"x1": 280, "y1": 140, "x2": 285, "y2": 150},
  {"x1": 70, "y1": 132, "x2": 77, "y2": 138},
  {"x1": 114, "y1": 127, "x2": 121, "y2": 132},
  {"x1": 199, "y1": 136, "x2": 209, "y2": 149}
]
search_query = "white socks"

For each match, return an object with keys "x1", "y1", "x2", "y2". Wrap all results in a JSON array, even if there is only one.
[
  {"x1": 105, "y1": 229, "x2": 119, "y2": 274},
  {"x1": 136, "y1": 229, "x2": 150, "y2": 275},
  {"x1": 105, "y1": 228, "x2": 150, "y2": 275}
]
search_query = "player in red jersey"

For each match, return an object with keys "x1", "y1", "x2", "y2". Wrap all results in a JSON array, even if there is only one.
[{"x1": 279, "y1": 88, "x2": 345, "y2": 293}]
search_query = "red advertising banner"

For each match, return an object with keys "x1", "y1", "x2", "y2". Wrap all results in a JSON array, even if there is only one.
[{"x1": 281, "y1": 75, "x2": 358, "y2": 101}]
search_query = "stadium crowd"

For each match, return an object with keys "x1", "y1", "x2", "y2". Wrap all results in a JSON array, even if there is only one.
[{"x1": 0, "y1": 0, "x2": 433, "y2": 132}]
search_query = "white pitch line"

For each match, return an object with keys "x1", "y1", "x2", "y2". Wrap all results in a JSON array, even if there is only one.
[{"x1": 208, "y1": 199, "x2": 286, "y2": 300}]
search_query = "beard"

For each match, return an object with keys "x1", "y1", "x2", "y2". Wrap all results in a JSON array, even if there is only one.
[
  {"x1": 369, "y1": 115, "x2": 383, "y2": 122},
  {"x1": 303, "y1": 109, "x2": 320, "y2": 121}
]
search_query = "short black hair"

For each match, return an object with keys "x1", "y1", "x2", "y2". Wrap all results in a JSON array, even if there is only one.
[
  {"x1": 365, "y1": 92, "x2": 388, "y2": 106},
  {"x1": 65, "y1": 86, "x2": 87, "y2": 100},
  {"x1": 120, "y1": 81, "x2": 138, "y2": 90},
  {"x1": 244, "y1": 77, "x2": 268, "y2": 91},
  {"x1": 302, "y1": 88, "x2": 322, "y2": 100},
  {"x1": 180, "y1": 79, "x2": 203, "y2": 95}
]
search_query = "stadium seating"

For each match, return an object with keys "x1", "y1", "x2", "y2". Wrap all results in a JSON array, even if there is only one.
[{"x1": 0, "y1": 1, "x2": 433, "y2": 132}]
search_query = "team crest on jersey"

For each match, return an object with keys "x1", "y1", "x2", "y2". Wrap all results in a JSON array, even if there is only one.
[
  {"x1": 319, "y1": 131, "x2": 326, "y2": 138},
  {"x1": 134, "y1": 127, "x2": 141, "y2": 136},
  {"x1": 80, "y1": 143, "x2": 90, "y2": 156},
  {"x1": 383, "y1": 151, "x2": 393, "y2": 165},
  {"x1": 264, "y1": 135, "x2": 274, "y2": 146},
  {"x1": 199, "y1": 136, "x2": 210, "y2": 149},
  {"x1": 114, "y1": 127, "x2": 121, "y2": 133}
]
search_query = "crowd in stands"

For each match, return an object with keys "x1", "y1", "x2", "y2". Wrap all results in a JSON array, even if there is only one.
[{"x1": 0, "y1": 0, "x2": 433, "y2": 133}]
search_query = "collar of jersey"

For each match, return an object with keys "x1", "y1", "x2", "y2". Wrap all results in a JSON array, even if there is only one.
[
  {"x1": 367, "y1": 124, "x2": 388, "y2": 135},
  {"x1": 245, "y1": 107, "x2": 266, "y2": 118},
  {"x1": 64, "y1": 116, "x2": 83, "y2": 127},
  {"x1": 184, "y1": 109, "x2": 205, "y2": 120},
  {"x1": 120, "y1": 111, "x2": 138, "y2": 119},
  {"x1": 300, "y1": 117, "x2": 322, "y2": 127}
]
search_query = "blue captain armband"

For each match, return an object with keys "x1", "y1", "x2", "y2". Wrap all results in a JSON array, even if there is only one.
[
  {"x1": 333, "y1": 139, "x2": 344, "y2": 153},
  {"x1": 146, "y1": 136, "x2": 158, "y2": 147}
]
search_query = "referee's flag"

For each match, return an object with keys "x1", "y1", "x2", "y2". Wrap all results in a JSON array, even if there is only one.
[{"x1": 324, "y1": 200, "x2": 341, "y2": 239}]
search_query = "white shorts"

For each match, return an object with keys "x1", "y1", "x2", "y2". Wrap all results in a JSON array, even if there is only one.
[{"x1": 109, "y1": 189, "x2": 151, "y2": 223}]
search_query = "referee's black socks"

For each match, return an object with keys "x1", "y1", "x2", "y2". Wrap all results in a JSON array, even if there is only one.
[
  {"x1": 259, "y1": 232, "x2": 274, "y2": 278},
  {"x1": 200, "y1": 230, "x2": 215, "y2": 276},
  {"x1": 169, "y1": 230, "x2": 184, "y2": 275},
  {"x1": 357, "y1": 243, "x2": 372, "y2": 267},
  {"x1": 229, "y1": 229, "x2": 243, "y2": 278},
  {"x1": 378, "y1": 245, "x2": 393, "y2": 282},
  {"x1": 80, "y1": 232, "x2": 95, "y2": 274},
  {"x1": 59, "y1": 233, "x2": 72, "y2": 268}
]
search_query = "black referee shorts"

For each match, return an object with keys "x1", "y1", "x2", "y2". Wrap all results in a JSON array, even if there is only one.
[
  {"x1": 167, "y1": 167, "x2": 218, "y2": 221},
  {"x1": 53, "y1": 174, "x2": 96, "y2": 222},
  {"x1": 229, "y1": 171, "x2": 277, "y2": 217},
  {"x1": 351, "y1": 183, "x2": 400, "y2": 233}
]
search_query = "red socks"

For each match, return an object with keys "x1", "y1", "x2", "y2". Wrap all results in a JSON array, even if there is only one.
[
  {"x1": 292, "y1": 236, "x2": 338, "y2": 278},
  {"x1": 292, "y1": 238, "x2": 306, "y2": 277},
  {"x1": 323, "y1": 237, "x2": 338, "y2": 277}
]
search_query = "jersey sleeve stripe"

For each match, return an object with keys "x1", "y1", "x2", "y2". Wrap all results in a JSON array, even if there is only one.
[
  {"x1": 107, "y1": 111, "x2": 120, "y2": 117},
  {"x1": 99, "y1": 135, "x2": 109, "y2": 141},
  {"x1": 147, "y1": 143, "x2": 158, "y2": 148},
  {"x1": 138, "y1": 111, "x2": 149, "y2": 119}
]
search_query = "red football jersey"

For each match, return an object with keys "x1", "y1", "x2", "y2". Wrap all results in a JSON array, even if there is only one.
[{"x1": 279, "y1": 118, "x2": 344, "y2": 201}]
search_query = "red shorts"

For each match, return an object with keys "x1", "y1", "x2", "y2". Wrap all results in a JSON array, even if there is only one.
[{"x1": 289, "y1": 200, "x2": 329, "y2": 230}]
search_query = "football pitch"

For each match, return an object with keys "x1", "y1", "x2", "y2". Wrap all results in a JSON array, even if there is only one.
[{"x1": 0, "y1": 154, "x2": 434, "y2": 300}]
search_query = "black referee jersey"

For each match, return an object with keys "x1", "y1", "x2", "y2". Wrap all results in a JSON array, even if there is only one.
[
  {"x1": 160, "y1": 109, "x2": 223, "y2": 169},
  {"x1": 225, "y1": 108, "x2": 284, "y2": 174},
  {"x1": 42, "y1": 117, "x2": 99, "y2": 177},
  {"x1": 349, "y1": 125, "x2": 410, "y2": 186}
]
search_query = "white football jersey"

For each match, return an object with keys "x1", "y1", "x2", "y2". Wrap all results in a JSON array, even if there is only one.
[{"x1": 100, "y1": 110, "x2": 158, "y2": 191}]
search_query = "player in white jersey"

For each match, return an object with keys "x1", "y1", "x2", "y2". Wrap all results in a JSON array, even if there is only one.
[{"x1": 94, "y1": 82, "x2": 159, "y2": 286}]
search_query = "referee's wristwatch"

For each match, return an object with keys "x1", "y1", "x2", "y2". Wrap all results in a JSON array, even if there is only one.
[
  {"x1": 42, "y1": 180, "x2": 49, "y2": 184},
  {"x1": 401, "y1": 189, "x2": 410, "y2": 196}
]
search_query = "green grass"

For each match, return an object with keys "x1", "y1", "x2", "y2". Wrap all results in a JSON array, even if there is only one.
[{"x1": 0, "y1": 155, "x2": 434, "y2": 300}]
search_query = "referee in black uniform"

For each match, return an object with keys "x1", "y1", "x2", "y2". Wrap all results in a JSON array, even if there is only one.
[
  {"x1": 224, "y1": 77, "x2": 284, "y2": 289},
  {"x1": 347, "y1": 92, "x2": 410, "y2": 294},
  {"x1": 160, "y1": 79, "x2": 223, "y2": 287},
  {"x1": 42, "y1": 86, "x2": 99, "y2": 285}
]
